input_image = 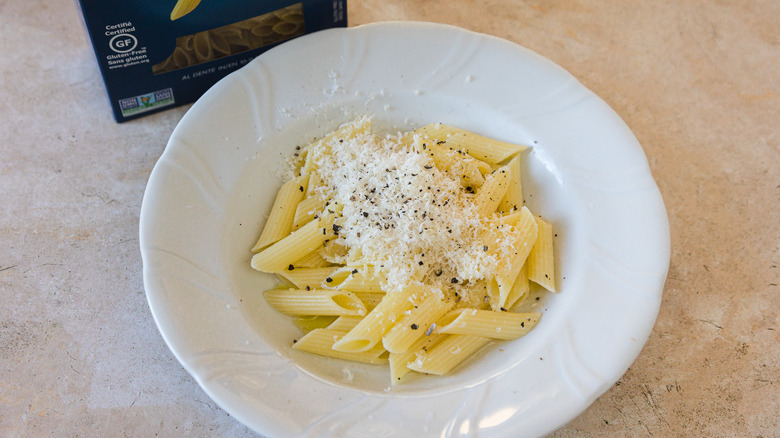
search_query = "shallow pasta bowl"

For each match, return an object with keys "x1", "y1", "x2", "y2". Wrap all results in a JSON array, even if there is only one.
[{"x1": 140, "y1": 21, "x2": 670, "y2": 437}]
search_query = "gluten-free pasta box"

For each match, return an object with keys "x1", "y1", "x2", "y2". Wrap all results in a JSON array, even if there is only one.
[{"x1": 75, "y1": 0, "x2": 347, "y2": 122}]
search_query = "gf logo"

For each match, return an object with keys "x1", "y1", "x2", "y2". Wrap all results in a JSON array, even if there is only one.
[{"x1": 109, "y1": 34, "x2": 137, "y2": 53}]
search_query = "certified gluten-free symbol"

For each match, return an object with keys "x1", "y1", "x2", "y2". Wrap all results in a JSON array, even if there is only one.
[{"x1": 109, "y1": 34, "x2": 137, "y2": 53}]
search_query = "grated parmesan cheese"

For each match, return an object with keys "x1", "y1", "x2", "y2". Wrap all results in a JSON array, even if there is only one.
[{"x1": 302, "y1": 117, "x2": 520, "y2": 303}]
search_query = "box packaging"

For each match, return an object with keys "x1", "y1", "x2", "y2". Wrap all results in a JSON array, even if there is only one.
[{"x1": 75, "y1": 0, "x2": 347, "y2": 122}]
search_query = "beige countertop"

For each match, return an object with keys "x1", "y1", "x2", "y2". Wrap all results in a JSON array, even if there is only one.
[{"x1": 1, "y1": 1, "x2": 777, "y2": 436}]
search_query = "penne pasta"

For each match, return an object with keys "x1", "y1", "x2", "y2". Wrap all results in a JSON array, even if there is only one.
[
  {"x1": 251, "y1": 211, "x2": 336, "y2": 273},
  {"x1": 249, "y1": 119, "x2": 557, "y2": 383},
  {"x1": 527, "y1": 216, "x2": 557, "y2": 292},
  {"x1": 382, "y1": 293, "x2": 453, "y2": 353},
  {"x1": 494, "y1": 206, "x2": 538, "y2": 309},
  {"x1": 292, "y1": 195, "x2": 324, "y2": 230},
  {"x1": 435, "y1": 308, "x2": 541, "y2": 340},
  {"x1": 428, "y1": 143, "x2": 486, "y2": 189},
  {"x1": 389, "y1": 333, "x2": 446, "y2": 383},
  {"x1": 498, "y1": 154, "x2": 524, "y2": 213},
  {"x1": 473, "y1": 165, "x2": 510, "y2": 216},
  {"x1": 276, "y1": 266, "x2": 340, "y2": 290},
  {"x1": 326, "y1": 315, "x2": 364, "y2": 332},
  {"x1": 504, "y1": 263, "x2": 531, "y2": 310},
  {"x1": 290, "y1": 249, "x2": 333, "y2": 268},
  {"x1": 325, "y1": 266, "x2": 385, "y2": 293},
  {"x1": 264, "y1": 289, "x2": 367, "y2": 316},
  {"x1": 332, "y1": 284, "x2": 424, "y2": 353},
  {"x1": 252, "y1": 174, "x2": 309, "y2": 251},
  {"x1": 411, "y1": 124, "x2": 526, "y2": 164},
  {"x1": 353, "y1": 292, "x2": 384, "y2": 311},
  {"x1": 406, "y1": 335, "x2": 491, "y2": 375},
  {"x1": 293, "y1": 329, "x2": 389, "y2": 364}
]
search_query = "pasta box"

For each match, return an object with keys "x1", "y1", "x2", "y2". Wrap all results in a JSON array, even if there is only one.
[{"x1": 74, "y1": 0, "x2": 347, "y2": 122}]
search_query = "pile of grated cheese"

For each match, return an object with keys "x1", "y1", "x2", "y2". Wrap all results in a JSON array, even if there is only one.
[{"x1": 304, "y1": 117, "x2": 520, "y2": 303}]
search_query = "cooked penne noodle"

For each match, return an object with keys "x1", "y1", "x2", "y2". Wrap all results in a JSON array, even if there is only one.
[
  {"x1": 353, "y1": 292, "x2": 384, "y2": 311},
  {"x1": 428, "y1": 143, "x2": 485, "y2": 189},
  {"x1": 276, "y1": 266, "x2": 339, "y2": 290},
  {"x1": 252, "y1": 174, "x2": 309, "y2": 251},
  {"x1": 406, "y1": 335, "x2": 491, "y2": 375},
  {"x1": 494, "y1": 206, "x2": 538, "y2": 308},
  {"x1": 473, "y1": 165, "x2": 510, "y2": 215},
  {"x1": 498, "y1": 154, "x2": 523, "y2": 213},
  {"x1": 326, "y1": 315, "x2": 364, "y2": 331},
  {"x1": 293, "y1": 315, "x2": 337, "y2": 332},
  {"x1": 435, "y1": 308, "x2": 541, "y2": 339},
  {"x1": 325, "y1": 266, "x2": 385, "y2": 293},
  {"x1": 382, "y1": 293, "x2": 453, "y2": 353},
  {"x1": 332, "y1": 284, "x2": 424, "y2": 353},
  {"x1": 290, "y1": 249, "x2": 332, "y2": 268},
  {"x1": 264, "y1": 289, "x2": 367, "y2": 316},
  {"x1": 504, "y1": 263, "x2": 531, "y2": 310},
  {"x1": 292, "y1": 195, "x2": 325, "y2": 230},
  {"x1": 412, "y1": 124, "x2": 526, "y2": 164},
  {"x1": 527, "y1": 216, "x2": 557, "y2": 292},
  {"x1": 251, "y1": 212, "x2": 335, "y2": 272},
  {"x1": 389, "y1": 333, "x2": 446, "y2": 383},
  {"x1": 293, "y1": 329, "x2": 389, "y2": 364}
]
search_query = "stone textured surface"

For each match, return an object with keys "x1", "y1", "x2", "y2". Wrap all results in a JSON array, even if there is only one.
[{"x1": 1, "y1": 0, "x2": 777, "y2": 436}]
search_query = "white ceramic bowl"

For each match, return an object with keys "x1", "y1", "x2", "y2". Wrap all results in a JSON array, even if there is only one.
[{"x1": 140, "y1": 21, "x2": 670, "y2": 438}]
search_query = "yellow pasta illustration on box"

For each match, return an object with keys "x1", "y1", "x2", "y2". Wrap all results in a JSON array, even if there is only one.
[
  {"x1": 170, "y1": 0, "x2": 202, "y2": 20},
  {"x1": 154, "y1": 3, "x2": 305, "y2": 73},
  {"x1": 250, "y1": 117, "x2": 557, "y2": 383}
]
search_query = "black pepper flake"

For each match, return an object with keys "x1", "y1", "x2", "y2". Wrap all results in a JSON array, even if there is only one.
[
  {"x1": 298, "y1": 186, "x2": 304, "y2": 192},
  {"x1": 434, "y1": 269, "x2": 443, "y2": 277},
  {"x1": 351, "y1": 269, "x2": 358, "y2": 274},
  {"x1": 436, "y1": 140, "x2": 445, "y2": 144},
  {"x1": 483, "y1": 245, "x2": 488, "y2": 251},
  {"x1": 410, "y1": 323, "x2": 419, "y2": 330},
  {"x1": 418, "y1": 261, "x2": 424, "y2": 266},
  {"x1": 288, "y1": 264, "x2": 295, "y2": 271},
  {"x1": 332, "y1": 224, "x2": 342, "y2": 234},
  {"x1": 325, "y1": 277, "x2": 333, "y2": 283},
  {"x1": 451, "y1": 278, "x2": 458, "y2": 284},
  {"x1": 500, "y1": 307, "x2": 507, "y2": 312},
  {"x1": 424, "y1": 165, "x2": 433, "y2": 170},
  {"x1": 363, "y1": 212, "x2": 369, "y2": 217},
  {"x1": 305, "y1": 286, "x2": 311, "y2": 291},
  {"x1": 521, "y1": 321, "x2": 525, "y2": 327},
  {"x1": 292, "y1": 339, "x2": 297, "y2": 343},
  {"x1": 339, "y1": 139, "x2": 343, "y2": 143}
]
